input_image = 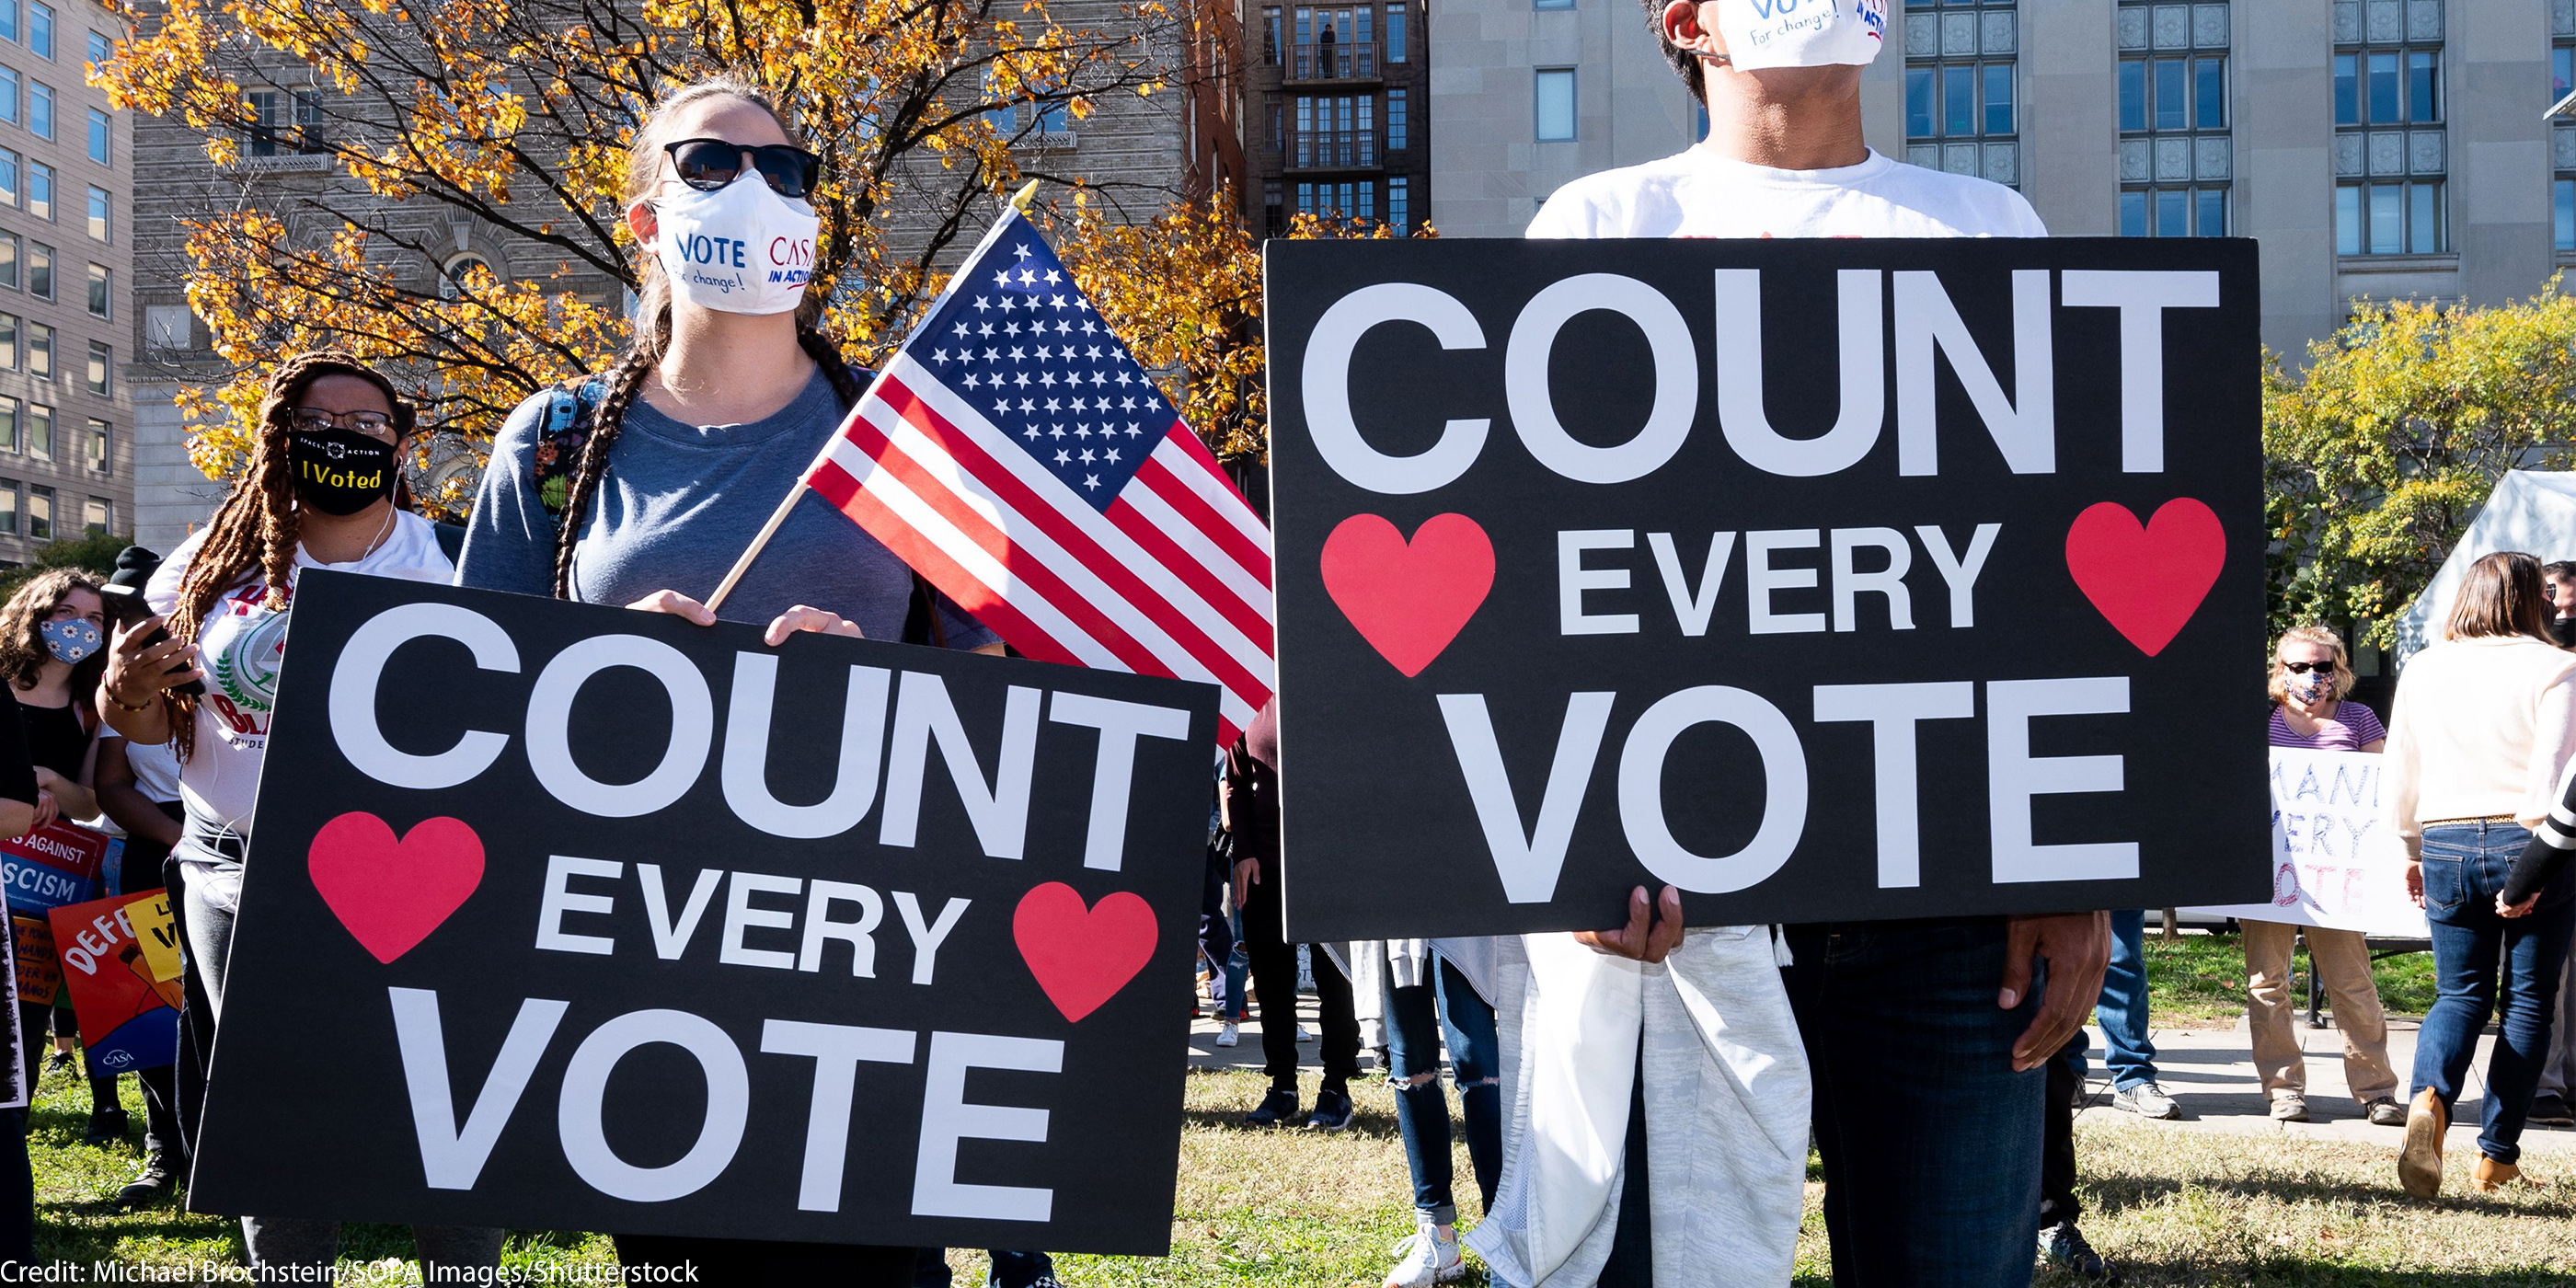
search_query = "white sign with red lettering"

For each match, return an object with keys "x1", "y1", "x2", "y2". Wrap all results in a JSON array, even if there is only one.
[{"x1": 2185, "y1": 748, "x2": 2429, "y2": 937}]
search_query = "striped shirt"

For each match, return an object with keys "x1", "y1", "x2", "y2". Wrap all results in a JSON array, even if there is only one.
[{"x1": 2268, "y1": 702, "x2": 2386, "y2": 751}]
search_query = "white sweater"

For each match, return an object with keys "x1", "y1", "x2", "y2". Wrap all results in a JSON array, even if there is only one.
[{"x1": 2385, "y1": 635, "x2": 2576, "y2": 858}]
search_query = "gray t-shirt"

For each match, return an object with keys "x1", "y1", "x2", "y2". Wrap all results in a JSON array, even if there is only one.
[{"x1": 455, "y1": 367, "x2": 997, "y2": 648}]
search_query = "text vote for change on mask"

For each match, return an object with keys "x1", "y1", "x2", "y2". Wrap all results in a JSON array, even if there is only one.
[
  {"x1": 185, "y1": 573, "x2": 1219, "y2": 1252},
  {"x1": 1260, "y1": 236, "x2": 2268, "y2": 940}
]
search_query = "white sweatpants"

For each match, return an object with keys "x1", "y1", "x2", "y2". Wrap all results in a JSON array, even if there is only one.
[{"x1": 1465, "y1": 926, "x2": 1811, "y2": 1287}]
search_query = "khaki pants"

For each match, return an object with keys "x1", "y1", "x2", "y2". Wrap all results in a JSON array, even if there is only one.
[{"x1": 2245, "y1": 921, "x2": 2398, "y2": 1104}]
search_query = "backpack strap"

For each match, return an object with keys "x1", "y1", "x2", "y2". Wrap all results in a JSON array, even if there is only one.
[{"x1": 533, "y1": 380, "x2": 605, "y2": 530}]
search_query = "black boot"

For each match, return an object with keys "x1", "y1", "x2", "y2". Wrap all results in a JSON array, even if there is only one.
[
  {"x1": 114, "y1": 1148, "x2": 184, "y2": 1208},
  {"x1": 81, "y1": 1107, "x2": 129, "y2": 1147}
]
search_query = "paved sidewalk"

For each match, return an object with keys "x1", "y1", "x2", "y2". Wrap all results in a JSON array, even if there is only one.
[{"x1": 1186, "y1": 997, "x2": 2576, "y2": 1156}]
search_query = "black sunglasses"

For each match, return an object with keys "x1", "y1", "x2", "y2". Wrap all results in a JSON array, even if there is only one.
[
  {"x1": 664, "y1": 138, "x2": 822, "y2": 200},
  {"x1": 2280, "y1": 661, "x2": 2333, "y2": 674}
]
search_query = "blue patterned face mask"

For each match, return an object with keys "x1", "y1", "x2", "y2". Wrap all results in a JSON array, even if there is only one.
[{"x1": 39, "y1": 617, "x2": 99, "y2": 665}]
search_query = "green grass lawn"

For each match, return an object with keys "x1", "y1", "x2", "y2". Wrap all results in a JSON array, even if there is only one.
[
  {"x1": 2141, "y1": 927, "x2": 2437, "y2": 1027},
  {"x1": 25, "y1": 1062, "x2": 2570, "y2": 1285}
]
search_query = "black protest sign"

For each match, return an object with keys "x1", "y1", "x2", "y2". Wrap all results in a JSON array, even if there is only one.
[
  {"x1": 1264, "y1": 237, "x2": 2268, "y2": 940},
  {"x1": 191, "y1": 573, "x2": 1219, "y2": 1252}
]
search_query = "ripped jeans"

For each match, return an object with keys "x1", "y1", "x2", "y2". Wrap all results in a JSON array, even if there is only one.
[{"x1": 1385, "y1": 954, "x2": 1501, "y2": 1226}]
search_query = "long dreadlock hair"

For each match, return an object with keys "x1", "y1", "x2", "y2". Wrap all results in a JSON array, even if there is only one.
[
  {"x1": 550, "y1": 71, "x2": 867, "y2": 600},
  {"x1": 166, "y1": 350, "x2": 418, "y2": 761}
]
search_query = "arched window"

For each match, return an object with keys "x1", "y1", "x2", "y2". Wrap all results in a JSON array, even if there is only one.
[{"x1": 439, "y1": 251, "x2": 497, "y2": 301}]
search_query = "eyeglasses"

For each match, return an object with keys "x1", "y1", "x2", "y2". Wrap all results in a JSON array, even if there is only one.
[
  {"x1": 293, "y1": 408, "x2": 398, "y2": 441},
  {"x1": 664, "y1": 139, "x2": 822, "y2": 201},
  {"x1": 2280, "y1": 661, "x2": 2334, "y2": 674}
]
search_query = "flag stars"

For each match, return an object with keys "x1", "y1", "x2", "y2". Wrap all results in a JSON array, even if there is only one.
[
  {"x1": 1008, "y1": 346, "x2": 1027, "y2": 362},
  {"x1": 1055, "y1": 321, "x2": 1073, "y2": 335},
  {"x1": 1050, "y1": 425, "x2": 1067, "y2": 439},
  {"x1": 1086, "y1": 346, "x2": 1102, "y2": 361},
  {"x1": 1121, "y1": 396, "x2": 1137, "y2": 410},
  {"x1": 977, "y1": 322, "x2": 995, "y2": 338},
  {"x1": 1019, "y1": 397, "x2": 1037, "y2": 412},
  {"x1": 1145, "y1": 396, "x2": 1162, "y2": 410},
  {"x1": 993, "y1": 270, "x2": 1014, "y2": 287},
  {"x1": 931, "y1": 350, "x2": 950, "y2": 365},
  {"x1": 1084, "y1": 475, "x2": 1101, "y2": 490},
  {"x1": 973, "y1": 296, "x2": 992, "y2": 313},
  {"x1": 1054, "y1": 450, "x2": 1072, "y2": 465},
  {"x1": 1049, "y1": 294, "x2": 1068, "y2": 310},
  {"x1": 1105, "y1": 448, "x2": 1121, "y2": 463},
  {"x1": 1126, "y1": 422, "x2": 1142, "y2": 436},
  {"x1": 1040, "y1": 372, "x2": 1058, "y2": 388},
  {"x1": 1014, "y1": 243, "x2": 1033, "y2": 260},
  {"x1": 1018, "y1": 268, "x2": 1038, "y2": 285},
  {"x1": 1079, "y1": 448, "x2": 1097, "y2": 465},
  {"x1": 984, "y1": 348, "x2": 1000, "y2": 362},
  {"x1": 1044, "y1": 269, "x2": 1062, "y2": 284},
  {"x1": 1023, "y1": 426, "x2": 1041, "y2": 441},
  {"x1": 962, "y1": 373, "x2": 981, "y2": 389},
  {"x1": 952, "y1": 322, "x2": 969, "y2": 338},
  {"x1": 1043, "y1": 397, "x2": 1061, "y2": 412},
  {"x1": 1005, "y1": 322, "x2": 1022, "y2": 337},
  {"x1": 993, "y1": 399, "x2": 1012, "y2": 415}
]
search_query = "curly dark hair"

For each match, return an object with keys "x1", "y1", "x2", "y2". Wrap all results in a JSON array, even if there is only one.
[
  {"x1": 0, "y1": 568, "x2": 109, "y2": 699},
  {"x1": 1647, "y1": 0, "x2": 1708, "y2": 104}
]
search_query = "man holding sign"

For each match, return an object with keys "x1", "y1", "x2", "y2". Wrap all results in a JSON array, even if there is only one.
[
  {"x1": 1478, "y1": 6, "x2": 2106, "y2": 1286},
  {"x1": 1257, "y1": 0, "x2": 2281, "y2": 1277}
]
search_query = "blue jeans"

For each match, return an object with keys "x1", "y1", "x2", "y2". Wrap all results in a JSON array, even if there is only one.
[
  {"x1": 2065, "y1": 910, "x2": 2157, "y2": 1090},
  {"x1": 1382, "y1": 954, "x2": 1501, "y2": 1225},
  {"x1": 2413, "y1": 822, "x2": 2576, "y2": 1166},
  {"x1": 1785, "y1": 917, "x2": 2045, "y2": 1288}
]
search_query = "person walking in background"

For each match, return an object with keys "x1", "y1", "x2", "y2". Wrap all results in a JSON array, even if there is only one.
[
  {"x1": 1342, "y1": 938, "x2": 1501, "y2": 1287},
  {"x1": 2385, "y1": 551, "x2": 2576, "y2": 1196},
  {"x1": 2533, "y1": 559, "x2": 2576, "y2": 1129},
  {"x1": 2249, "y1": 626, "x2": 2405, "y2": 1128},
  {"x1": 1226, "y1": 697, "x2": 1361, "y2": 1131}
]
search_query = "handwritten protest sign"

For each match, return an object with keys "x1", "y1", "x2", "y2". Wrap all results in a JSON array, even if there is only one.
[
  {"x1": 2183, "y1": 748, "x2": 2427, "y2": 937},
  {"x1": 1262, "y1": 237, "x2": 2268, "y2": 938},
  {"x1": 191, "y1": 573, "x2": 1219, "y2": 1251},
  {"x1": 48, "y1": 891, "x2": 179, "y2": 1075}
]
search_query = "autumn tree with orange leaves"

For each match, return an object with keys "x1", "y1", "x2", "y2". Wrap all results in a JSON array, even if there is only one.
[{"x1": 94, "y1": 0, "x2": 1359, "y2": 512}]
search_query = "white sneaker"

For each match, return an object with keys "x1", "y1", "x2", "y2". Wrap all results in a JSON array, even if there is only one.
[
  {"x1": 1215, "y1": 1021, "x2": 1240, "y2": 1048},
  {"x1": 1381, "y1": 1219, "x2": 1464, "y2": 1288}
]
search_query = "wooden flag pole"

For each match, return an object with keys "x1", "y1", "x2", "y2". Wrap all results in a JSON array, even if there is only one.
[{"x1": 703, "y1": 179, "x2": 1046, "y2": 615}]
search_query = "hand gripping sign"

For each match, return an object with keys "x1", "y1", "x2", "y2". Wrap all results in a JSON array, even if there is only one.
[
  {"x1": 1263, "y1": 236, "x2": 2268, "y2": 939},
  {"x1": 190, "y1": 573, "x2": 1219, "y2": 1252}
]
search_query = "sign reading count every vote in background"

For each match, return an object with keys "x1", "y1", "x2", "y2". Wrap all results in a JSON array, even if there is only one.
[
  {"x1": 1264, "y1": 238, "x2": 2270, "y2": 941},
  {"x1": 190, "y1": 573, "x2": 1219, "y2": 1252}
]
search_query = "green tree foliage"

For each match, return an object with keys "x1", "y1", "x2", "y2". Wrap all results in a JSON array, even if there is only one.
[
  {"x1": 0, "y1": 531, "x2": 133, "y2": 606},
  {"x1": 2264, "y1": 278, "x2": 2576, "y2": 646}
]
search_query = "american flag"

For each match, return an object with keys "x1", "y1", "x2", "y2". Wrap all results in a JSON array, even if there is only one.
[{"x1": 803, "y1": 209, "x2": 1274, "y2": 743}]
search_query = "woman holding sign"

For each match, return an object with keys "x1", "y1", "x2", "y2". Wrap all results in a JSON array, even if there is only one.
[
  {"x1": 456, "y1": 72, "x2": 1000, "y2": 1285},
  {"x1": 2248, "y1": 627, "x2": 2404, "y2": 1128},
  {"x1": 94, "y1": 352, "x2": 504, "y2": 1279},
  {"x1": 2385, "y1": 552, "x2": 2576, "y2": 1197}
]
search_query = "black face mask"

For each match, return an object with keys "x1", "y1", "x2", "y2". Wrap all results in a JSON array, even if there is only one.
[
  {"x1": 2552, "y1": 617, "x2": 2576, "y2": 649},
  {"x1": 288, "y1": 426, "x2": 397, "y2": 516}
]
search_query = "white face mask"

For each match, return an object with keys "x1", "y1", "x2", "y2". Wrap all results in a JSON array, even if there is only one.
[
  {"x1": 650, "y1": 172, "x2": 821, "y2": 316},
  {"x1": 1711, "y1": 0, "x2": 1887, "y2": 71}
]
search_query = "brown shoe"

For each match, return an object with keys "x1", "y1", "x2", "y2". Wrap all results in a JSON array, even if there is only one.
[
  {"x1": 2399, "y1": 1088, "x2": 2447, "y2": 1198},
  {"x1": 2472, "y1": 1155, "x2": 2526, "y2": 1191}
]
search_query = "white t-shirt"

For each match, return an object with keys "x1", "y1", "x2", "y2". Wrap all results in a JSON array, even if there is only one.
[
  {"x1": 98, "y1": 727, "x2": 182, "y2": 806},
  {"x1": 1527, "y1": 145, "x2": 2046, "y2": 240},
  {"x1": 144, "y1": 511, "x2": 455, "y2": 851}
]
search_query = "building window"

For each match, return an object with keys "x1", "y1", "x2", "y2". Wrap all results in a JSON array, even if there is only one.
[
  {"x1": 27, "y1": 484, "x2": 50, "y2": 540},
  {"x1": 0, "y1": 151, "x2": 16, "y2": 208},
  {"x1": 1293, "y1": 7, "x2": 1375, "y2": 79},
  {"x1": 1262, "y1": 91, "x2": 1282, "y2": 152},
  {"x1": 1535, "y1": 67, "x2": 1575, "y2": 142},
  {"x1": 0, "y1": 67, "x2": 19, "y2": 128},
  {"x1": 144, "y1": 305, "x2": 190, "y2": 351},
  {"x1": 1387, "y1": 87, "x2": 1407, "y2": 150},
  {"x1": 2116, "y1": 4, "x2": 2229, "y2": 236},
  {"x1": 26, "y1": 408, "x2": 47, "y2": 463},
  {"x1": 27, "y1": 243, "x2": 48, "y2": 300},
  {"x1": 1386, "y1": 2, "x2": 1406, "y2": 62},
  {"x1": 26, "y1": 323, "x2": 49, "y2": 380},
  {"x1": 28, "y1": 82, "x2": 50, "y2": 141},
  {"x1": 1535, "y1": 0, "x2": 1571, "y2": 11},
  {"x1": 1262, "y1": 6, "x2": 1281, "y2": 63},
  {"x1": 82, "y1": 425, "x2": 105, "y2": 478},
  {"x1": 84, "y1": 263, "x2": 105, "y2": 317},
  {"x1": 2333, "y1": 5, "x2": 2443, "y2": 255},
  {"x1": 2558, "y1": 37, "x2": 2575, "y2": 252},
  {"x1": 80, "y1": 497, "x2": 105, "y2": 534},
  {"x1": 83, "y1": 186, "x2": 102, "y2": 242},
  {"x1": 0, "y1": 3, "x2": 18, "y2": 44},
  {"x1": 1294, "y1": 179, "x2": 1374, "y2": 221},
  {"x1": 1389, "y1": 175, "x2": 1409, "y2": 233},
  {"x1": 83, "y1": 29, "x2": 102, "y2": 69},
  {"x1": 0, "y1": 316, "x2": 17, "y2": 370},
  {"x1": 83, "y1": 107, "x2": 102, "y2": 164},
  {"x1": 0, "y1": 236, "x2": 16, "y2": 292},
  {"x1": 1902, "y1": 0, "x2": 2019, "y2": 188},
  {"x1": 0, "y1": 484, "x2": 17, "y2": 536},
  {"x1": 0, "y1": 398, "x2": 18, "y2": 453},
  {"x1": 2337, "y1": 178, "x2": 2442, "y2": 256},
  {"x1": 247, "y1": 88, "x2": 324, "y2": 156},
  {"x1": 28, "y1": 3, "x2": 49, "y2": 59},
  {"x1": 83, "y1": 339, "x2": 103, "y2": 396},
  {"x1": 26, "y1": 161, "x2": 46, "y2": 221},
  {"x1": 1262, "y1": 178, "x2": 1283, "y2": 236},
  {"x1": 2119, "y1": 187, "x2": 2226, "y2": 236},
  {"x1": 1293, "y1": 94, "x2": 1375, "y2": 167}
]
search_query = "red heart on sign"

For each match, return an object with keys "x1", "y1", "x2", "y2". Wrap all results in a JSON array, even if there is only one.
[
  {"x1": 1320, "y1": 513, "x2": 1495, "y2": 677},
  {"x1": 306, "y1": 812, "x2": 485, "y2": 965},
  {"x1": 1014, "y1": 882, "x2": 1157, "y2": 1023},
  {"x1": 2064, "y1": 498, "x2": 2225, "y2": 657}
]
